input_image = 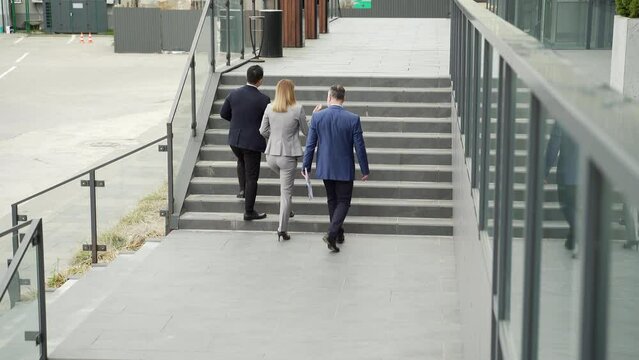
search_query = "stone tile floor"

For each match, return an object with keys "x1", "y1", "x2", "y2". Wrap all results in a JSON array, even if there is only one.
[{"x1": 50, "y1": 230, "x2": 462, "y2": 360}]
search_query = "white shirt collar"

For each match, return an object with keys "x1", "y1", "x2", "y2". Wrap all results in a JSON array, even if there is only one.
[
  {"x1": 246, "y1": 83, "x2": 259, "y2": 89},
  {"x1": 329, "y1": 103, "x2": 343, "y2": 108}
]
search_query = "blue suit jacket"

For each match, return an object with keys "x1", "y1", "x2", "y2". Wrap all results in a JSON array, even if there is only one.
[
  {"x1": 220, "y1": 85, "x2": 271, "y2": 152},
  {"x1": 303, "y1": 105, "x2": 369, "y2": 181}
]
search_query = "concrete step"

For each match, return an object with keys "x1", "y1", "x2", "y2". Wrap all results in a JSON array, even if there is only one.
[
  {"x1": 179, "y1": 212, "x2": 454, "y2": 236},
  {"x1": 487, "y1": 220, "x2": 629, "y2": 240},
  {"x1": 199, "y1": 145, "x2": 452, "y2": 165},
  {"x1": 194, "y1": 161, "x2": 453, "y2": 182},
  {"x1": 204, "y1": 129, "x2": 453, "y2": 149},
  {"x1": 212, "y1": 100, "x2": 452, "y2": 118},
  {"x1": 220, "y1": 73, "x2": 452, "y2": 88},
  {"x1": 217, "y1": 85, "x2": 452, "y2": 103},
  {"x1": 183, "y1": 194, "x2": 453, "y2": 219},
  {"x1": 188, "y1": 177, "x2": 453, "y2": 200},
  {"x1": 208, "y1": 115, "x2": 453, "y2": 134}
]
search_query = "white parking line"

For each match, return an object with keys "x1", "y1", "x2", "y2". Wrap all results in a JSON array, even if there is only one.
[
  {"x1": 0, "y1": 66, "x2": 17, "y2": 80},
  {"x1": 16, "y1": 52, "x2": 30, "y2": 63},
  {"x1": 13, "y1": 37, "x2": 25, "y2": 44},
  {"x1": 67, "y1": 35, "x2": 76, "y2": 44}
]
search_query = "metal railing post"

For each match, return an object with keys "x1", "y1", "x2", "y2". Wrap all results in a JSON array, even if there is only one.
[
  {"x1": 166, "y1": 122, "x2": 175, "y2": 234},
  {"x1": 34, "y1": 220, "x2": 48, "y2": 359},
  {"x1": 226, "y1": 0, "x2": 231, "y2": 66},
  {"x1": 89, "y1": 170, "x2": 99, "y2": 264},
  {"x1": 9, "y1": 203, "x2": 20, "y2": 307},
  {"x1": 472, "y1": 28, "x2": 481, "y2": 188},
  {"x1": 211, "y1": 0, "x2": 217, "y2": 70},
  {"x1": 240, "y1": 0, "x2": 245, "y2": 59},
  {"x1": 190, "y1": 57, "x2": 197, "y2": 137}
]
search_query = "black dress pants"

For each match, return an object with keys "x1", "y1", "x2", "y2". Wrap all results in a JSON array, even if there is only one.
[
  {"x1": 323, "y1": 180, "x2": 354, "y2": 240},
  {"x1": 557, "y1": 184, "x2": 577, "y2": 249},
  {"x1": 231, "y1": 146, "x2": 261, "y2": 213}
]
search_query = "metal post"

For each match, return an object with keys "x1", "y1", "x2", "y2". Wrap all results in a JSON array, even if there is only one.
[
  {"x1": 521, "y1": 95, "x2": 542, "y2": 360},
  {"x1": 472, "y1": 28, "x2": 482, "y2": 188},
  {"x1": 34, "y1": 220, "x2": 48, "y2": 360},
  {"x1": 89, "y1": 170, "x2": 98, "y2": 264},
  {"x1": 190, "y1": 56, "x2": 197, "y2": 137},
  {"x1": 579, "y1": 160, "x2": 610, "y2": 360},
  {"x1": 458, "y1": 14, "x2": 468, "y2": 136},
  {"x1": 464, "y1": 22, "x2": 474, "y2": 157},
  {"x1": 497, "y1": 62, "x2": 514, "y2": 320},
  {"x1": 240, "y1": 0, "x2": 245, "y2": 59},
  {"x1": 479, "y1": 41, "x2": 492, "y2": 230},
  {"x1": 9, "y1": 203, "x2": 20, "y2": 307},
  {"x1": 211, "y1": 0, "x2": 217, "y2": 70},
  {"x1": 226, "y1": 0, "x2": 231, "y2": 66},
  {"x1": 166, "y1": 122, "x2": 175, "y2": 234}
]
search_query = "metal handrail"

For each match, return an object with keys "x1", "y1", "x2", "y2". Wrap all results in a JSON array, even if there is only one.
[
  {"x1": 454, "y1": 0, "x2": 639, "y2": 206},
  {"x1": 0, "y1": 220, "x2": 33, "y2": 238},
  {"x1": 11, "y1": 136, "x2": 167, "y2": 207}
]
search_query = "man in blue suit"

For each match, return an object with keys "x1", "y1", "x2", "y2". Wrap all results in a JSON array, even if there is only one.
[
  {"x1": 303, "y1": 85, "x2": 370, "y2": 252},
  {"x1": 220, "y1": 65, "x2": 271, "y2": 221}
]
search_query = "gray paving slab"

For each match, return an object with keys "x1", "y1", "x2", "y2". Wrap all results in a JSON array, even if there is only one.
[
  {"x1": 49, "y1": 230, "x2": 462, "y2": 360},
  {"x1": 246, "y1": 18, "x2": 450, "y2": 77}
]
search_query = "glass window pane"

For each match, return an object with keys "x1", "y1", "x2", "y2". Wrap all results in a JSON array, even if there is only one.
[
  {"x1": 537, "y1": 116, "x2": 581, "y2": 359},
  {"x1": 606, "y1": 186, "x2": 639, "y2": 359}
]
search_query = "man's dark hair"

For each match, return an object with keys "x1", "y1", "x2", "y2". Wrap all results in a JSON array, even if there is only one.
[
  {"x1": 246, "y1": 65, "x2": 264, "y2": 85},
  {"x1": 329, "y1": 85, "x2": 346, "y2": 101}
]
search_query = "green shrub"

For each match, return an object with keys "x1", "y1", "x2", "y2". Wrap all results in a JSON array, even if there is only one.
[{"x1": 617, "y1": 0, "x2": 639, "y2": 18}]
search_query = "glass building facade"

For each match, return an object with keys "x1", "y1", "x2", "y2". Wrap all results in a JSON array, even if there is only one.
[{"x1": 487, "y1": 0, "x2": 616, "y2": 49}]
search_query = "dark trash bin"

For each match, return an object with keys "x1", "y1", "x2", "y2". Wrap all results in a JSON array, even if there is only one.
[{"x1": 260, "y1": 9, "x2": 283, "y2": 58}]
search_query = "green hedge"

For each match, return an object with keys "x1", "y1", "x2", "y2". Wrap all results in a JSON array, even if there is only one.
[{"x1": 617, "y1": 0, "x2": 639, "y2": 18}]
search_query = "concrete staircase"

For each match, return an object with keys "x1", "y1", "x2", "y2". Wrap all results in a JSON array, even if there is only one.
[{"x1": 178, "y1": 73, "x2": 454, "y2": 236}]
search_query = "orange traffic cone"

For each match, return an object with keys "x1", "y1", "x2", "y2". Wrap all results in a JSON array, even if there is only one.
[
  {"x1": 80, "y1": 32, "x2": 84, "y2": 44},
  {"x1": 88, "y1": 33, "x2": 93, "y2": 44}
]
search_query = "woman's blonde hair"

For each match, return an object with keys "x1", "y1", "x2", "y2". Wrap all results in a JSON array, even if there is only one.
[{"x1": 272, "y1": 79, "x2": 297, "y2": 113}]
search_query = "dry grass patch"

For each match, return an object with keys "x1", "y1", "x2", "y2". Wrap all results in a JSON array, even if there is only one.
[{"x1": 47, "y1": 185, "x2": 166, "y2": 288}]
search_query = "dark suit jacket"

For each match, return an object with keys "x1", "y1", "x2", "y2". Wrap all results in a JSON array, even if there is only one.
[
  {"x1": 220, "y1": 85, "x2": 271, "y2": 152},
  {"x1": 303, "y1": 105, "x2": 369, "y2": 181}
]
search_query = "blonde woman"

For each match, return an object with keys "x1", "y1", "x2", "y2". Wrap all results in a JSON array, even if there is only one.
[{"x1": 260, "y1": 79, "x2": 308, "y2": 241}]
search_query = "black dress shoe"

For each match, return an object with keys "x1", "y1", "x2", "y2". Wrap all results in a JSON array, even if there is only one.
[
  {"x1": 237, "y1": 190, "x2": 245, "y2": 199},
  {"x1": 322, "y1": 234, "x2": 340, "y2": 253},
  {"x1": 278, "y1": 231, "x2": 291, "y2": 241},
  {"x1": 289, "y1": 211, "x2": 295, "y2": 218},
  {"x1": 244, "y1": 211, "x2": 267, "y2": 221},
  {"x1": 336, "y1": 233, "x2": 345, "y2": 244}
]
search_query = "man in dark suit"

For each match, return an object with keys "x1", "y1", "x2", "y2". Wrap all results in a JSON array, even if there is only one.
[
  {"x1": 303, "y1": 85, "x2": 370, "y2": 252},
  {"x1": 220, "y1": 65, "x2": 271, "y2": 221},
  {"x1": 544, "y1": 123, "x2": 578, "y2": 250}
]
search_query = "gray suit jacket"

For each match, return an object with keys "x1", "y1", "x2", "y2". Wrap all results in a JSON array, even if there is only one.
[{"x1": 260, "y1": 104, "x2": 309, "y2": 157}]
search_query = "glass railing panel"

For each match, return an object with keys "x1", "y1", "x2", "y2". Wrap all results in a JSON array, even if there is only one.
[
  {"x1": 0, "y1": 239, "x2": 42, "y2": 360},
  {"x1": 213, "y1": 0, "x2": 228, "y2": 71},
  {"x1": 95, "y1": 143, "x2": 167, "y2": 261},
  {"x1": 0, "y1": 227, "x2": 16, "y2": 281},
  {"x1": 487, "y1": 49, "x2": 500, "y2": 240},
  {"x1": 17, "y1": 181, "x2": 90, "y2": 283},
  {"x1": 605, "y1": 184, "x2": 639, "y2": 359},
  {"x1": 537, "y1": 113, "x2": 582, "y2": 360},
  {"x1": 171, "y1": 66, "x2": 194, "y2": 199},
  {"x1": 506, "y1": 74, "x2": 531, "y2": 353},
  {"x1": 195, "y1": 5, "x2": 214, "y2": 103},
  {"x1": 228, "y1": 0, "x2": 245, "y2": 64}
]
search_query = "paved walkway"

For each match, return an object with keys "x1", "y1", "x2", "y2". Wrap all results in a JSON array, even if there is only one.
[
  {"x1": 256, "y1": 18, "x2": 450, "y2": 77},
  {"x1": 50, "y1": 230, "x2": 462, "y2": 360}
]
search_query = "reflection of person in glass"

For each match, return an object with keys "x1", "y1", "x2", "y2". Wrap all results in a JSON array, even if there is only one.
[
  {"x1": 544, "y1": 123, "x2": 579, "y2": 251},
  {"x1": 621, "y1": 203, "x2": 639, "y2": 250}
]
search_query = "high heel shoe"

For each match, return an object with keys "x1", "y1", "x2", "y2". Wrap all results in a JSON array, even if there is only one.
[{"x1": 277, "y1": 231, "x2": 291, "y2": 241}]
